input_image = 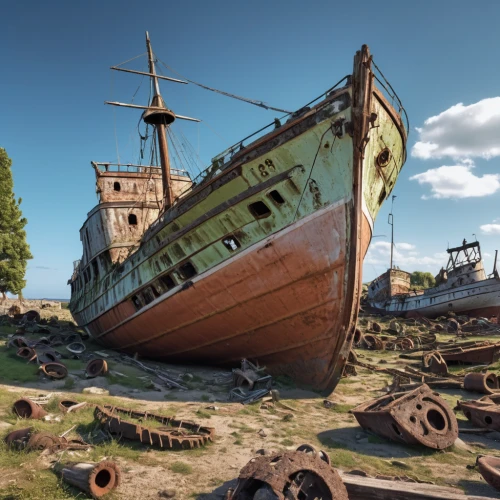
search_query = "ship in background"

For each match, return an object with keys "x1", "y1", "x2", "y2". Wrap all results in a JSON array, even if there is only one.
[
  {"x1": 68, "y1": 33, "x2": 407, "y2": 395},
  {"x1": 366, "y1": 208, "x2": 500, "y2": 320}
]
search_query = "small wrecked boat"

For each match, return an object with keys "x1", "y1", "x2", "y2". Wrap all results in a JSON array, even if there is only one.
[
  {"x1": 367, "y1": 240, "x2": 500, "y2": 320},
  {"x1": 68, "y1": 33, "x2": 407, "y2": 394}
]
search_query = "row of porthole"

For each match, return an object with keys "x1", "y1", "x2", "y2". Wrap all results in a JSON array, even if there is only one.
[
  {"x1": 130, "y1": 262, "x2": 197, "y2": 311},
  {"x1": 129, "y1": 189, "x2": 287, "y2": 310}
]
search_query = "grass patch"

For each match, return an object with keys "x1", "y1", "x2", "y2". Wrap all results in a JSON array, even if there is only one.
[
  {"x1": 196, "y1": 409, "x2": 212, "y2": 419},
  {"x1": 0, "y1": 350, "x2": 40, "y2": 383},
  {"x1": 170, "y1": 461, "x2": 193, "y2": 475},
  {"x1": 62, "y1": 377, "x2": 75, "y2": 390},
  {"x1": 280, "y1": 438, "x2": 294, "y2": 446},
  {"x1": 330, "y1": 404, "x2": 355, "y2": 414}
]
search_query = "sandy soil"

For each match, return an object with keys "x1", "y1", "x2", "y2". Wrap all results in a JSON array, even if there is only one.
[{"x1": 0, "y1": 312, "x2": 499, "y2": 499}]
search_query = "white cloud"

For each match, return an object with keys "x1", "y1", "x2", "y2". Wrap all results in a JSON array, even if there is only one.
[
  {"x1": 396, "y1": 242, "x2": 415, "y2": 251},
  {"x1": 409, "y1": 162, "x2": 500, "y2": 199},
  {"x1": 365, "y1": 241, "x2": 447, "y2": 271},
  {"x1": 412, "y1": 98, "x2": 500, "y2": 160},
  {"x1": 480, "y1": 223, "x2": 500, "y2": 235}
]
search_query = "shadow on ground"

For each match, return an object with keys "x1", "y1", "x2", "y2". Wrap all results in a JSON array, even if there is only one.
[{"x1": 317, "y1": 427, "x2": 441, "y2": 459}]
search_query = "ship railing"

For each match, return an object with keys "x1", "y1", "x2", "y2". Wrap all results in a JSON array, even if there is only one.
[
  {"x1": 91, "y1": 162, "x2": 190, "y2": 178},
  {"x1": 371, "y1": 57, "x2": 410, "y2": 136},
  {"x1": 182, "y1": 75, "x2": 351, "y2": 192}
]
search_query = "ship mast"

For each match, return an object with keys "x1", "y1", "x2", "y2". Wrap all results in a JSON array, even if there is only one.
[
  {"x1": 144, "y1": 31, "x2": 175, "y2": 210},
  {"x1": 388, "y1": 195, "x2": 396, "y2": 269}
]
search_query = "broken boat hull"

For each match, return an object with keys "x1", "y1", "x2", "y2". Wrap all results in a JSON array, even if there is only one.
[{"x1": 70, "y1": 46, "x2": 407, "y2": 394}]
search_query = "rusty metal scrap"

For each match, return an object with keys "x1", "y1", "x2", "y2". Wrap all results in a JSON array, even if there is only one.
[
  {"x1": 56, "y1": 461, "x2": 121, "y2": 498},
  {"x1": 463, "y1": 372, "x2": 499, "y2": 394},
  {"x1": 59, "y1": 400, "x2": 88, "y2": 413},
  {"x1": 94, "y1": 405, "x2": 215, "y2": 449},
  {"x1": 5, "y1": 427, "x2": 90, "y2": 453},
  {"x1": 422, "y1": 351, "x2": 448, "y2": 376},
  {"x1": 477, "y1": 455, "x2": 500, "y2": 492},
  {"x1": 439, "y1": 342, "x2": 500, "y2": 365},
  {"x1": 40, "y1": 362, "x2": 68, "y2": 379},
  {"x1": 226, "y1": 448, "x2": 348, "y2": 500},
  {"x1": 13, "y1": 398, "x2": 48, "y2": 419},
  {"x1": 86, "y1": 359, "x2": 108, "y2": 378},
  {"x1": 362, "y1": 333, "x2": 384, "y2": 350},
  {"x1": 457, "y1": 397, "x2": 500, "y2": 431},
  {"x1": 352, "y1": 384, "x2": 458, "y2": 449}
]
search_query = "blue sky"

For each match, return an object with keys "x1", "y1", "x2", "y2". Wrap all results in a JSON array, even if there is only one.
[{"x1": 1, "y1": 0, "x2": 500, "y2": 298}]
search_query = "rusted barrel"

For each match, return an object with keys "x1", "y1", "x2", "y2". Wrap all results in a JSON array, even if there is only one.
[
  {"x1": 13, "y1": 398, "x2": 47, "y2": 419},
  {"x1": 464, "y1": 372, "x2": 499, "y2": 394},
  {"x1": 57, "y1": 461, "x2": 121, "y2": 498}
]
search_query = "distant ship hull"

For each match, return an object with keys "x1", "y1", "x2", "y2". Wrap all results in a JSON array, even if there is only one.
[
  {"x1": 70, "y1": 46, "x2": 407, "y2": 395},
  {"x1": 369, "y1": 277, "x2": 500, "y2": 320}
]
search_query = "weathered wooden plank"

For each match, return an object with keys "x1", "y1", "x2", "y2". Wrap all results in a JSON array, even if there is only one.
[{"x1": 338, "y1": 471, "x2": 494, "y2": 500}]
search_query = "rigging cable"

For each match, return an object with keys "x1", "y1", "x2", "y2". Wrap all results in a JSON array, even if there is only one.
[{"x1": 156, "y1": 57, "x2": 292, "y2": 114}]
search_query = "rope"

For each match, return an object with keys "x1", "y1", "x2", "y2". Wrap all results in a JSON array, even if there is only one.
[
  {"x1": 156, "y1": 57, "x2": 292, "y2": 114},
  {"x1": 114, "y1": 52, "x2": 147, "y2": 68},
  {"x1": 292, "y1": 126, "x2": 337, "y2": 222}
]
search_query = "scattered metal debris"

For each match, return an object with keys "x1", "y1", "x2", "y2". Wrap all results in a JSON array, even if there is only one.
[
  {"x1": 463, "y1": 372, "x2": 499, "y2": 394},
  {"x1": 422, "y1": 351, "x2": 448, "y2": 376},
  {"x1": 55, "y1": 461, "x2": 121, "y2": 498},
  {"x1": 66, "y1": 342, "x2": 86, "y2": 355},
  {"x1": 439, "y1": 342, "x2": 500, "y2": 364},
  {"x1": 477, "y1": 455, "x2": 500, "y2": 492},
  {"x1": 352, "y1": 384, "x2": 458, "y2": 449},
  {"x1": 13, "y1": 398, "x2": 48, "y2": 419},
  {"x1": 59, "y1": 400, "x2": 88, "y2": 413},
  {"x1": 5, "y1": 427, "x2": 90, "y2": 453},
  {"x1": 94, "y1": 405, "x2": 215, "y2": 449},
  {"x1": 226, "y1": 446, "x2": 348, "y2": 499},
  {"x1": 457, "y1": 396, "x2": 500, "y2": 431},
  {"x1": 118, "y1": 355, "x2": 188, "y2": 390},
  {"x1": 85, "y1": 359, "x2": 108, "y2": 378},
  {"x1": 40, "y1": 362, "x2": 68, "y2": 379}
]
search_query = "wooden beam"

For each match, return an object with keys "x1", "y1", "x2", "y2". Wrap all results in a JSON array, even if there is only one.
[
  {"x1": 338, "y1": 471, "x2": 492, "y2": 500},
  {"x1": 110, "y1": 66, "x2": 188, "y2": 84},
  {"x1": 104, "y1": 101, "x2": 201, "y2": 122}
]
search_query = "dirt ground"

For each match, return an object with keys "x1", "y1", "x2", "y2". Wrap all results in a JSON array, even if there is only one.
[{"x1": 0, "y1": 310, "x2": 499, "y2": 499}]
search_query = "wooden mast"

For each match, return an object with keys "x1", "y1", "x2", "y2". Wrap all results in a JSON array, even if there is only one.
[{"x1": 145, "y1": 31, "x2": 174, "y2": 210}]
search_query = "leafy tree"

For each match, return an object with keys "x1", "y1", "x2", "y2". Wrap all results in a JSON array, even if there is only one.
[
  {"x1": 0, "y1": 148, "x2": 32, "y2": 300},
  {"x1": 410, "y1": 271, "x2": 435, "y2": 289}
]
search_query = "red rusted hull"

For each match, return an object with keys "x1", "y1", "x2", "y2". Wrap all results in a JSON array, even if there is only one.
[{"x1": 80, "y1": 202, "x2": 370, "y2": 394}]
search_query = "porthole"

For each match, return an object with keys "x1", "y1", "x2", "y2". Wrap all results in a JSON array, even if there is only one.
[
  {"x1": 223, "y1": 236, "x2": 241, "y2": 252},
  {"x1": 377, "y1": 148, "x2": 392, "y2": 167},
  {"x1": 249, "y1": 201, "x2": 271, "y2": 219},
  {"x1": 268, "y1": 190, "x2": 285, "y2": 205},
  {"x1": 178, "y1": 262, "x2": 197, "y2": 280}
]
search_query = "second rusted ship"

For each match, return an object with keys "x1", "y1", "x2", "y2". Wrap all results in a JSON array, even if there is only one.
[{"x1": 69, "y1": 34, "x2": 407, "y2": 394}]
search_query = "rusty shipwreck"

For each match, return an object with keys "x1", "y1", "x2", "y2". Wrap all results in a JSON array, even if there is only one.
[
  {"x1": 367, "y1": 240, "x2": 500, "y2": 320},
  {"x1": 68, "y1": 33, "x2": 407, "y2": 394}
]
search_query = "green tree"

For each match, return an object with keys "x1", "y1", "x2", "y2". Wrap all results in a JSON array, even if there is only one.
[
  {"x1": 0, "y1": 148, "x2": 32, "y2": 300},
  {"x1": 410, "y1": 271, "x2": 435, "y2": 289}
]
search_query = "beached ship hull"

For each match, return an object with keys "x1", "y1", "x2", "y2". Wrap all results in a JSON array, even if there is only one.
[{"x1": 69, "y1": 46, "x2": 407, "y2": 394}]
